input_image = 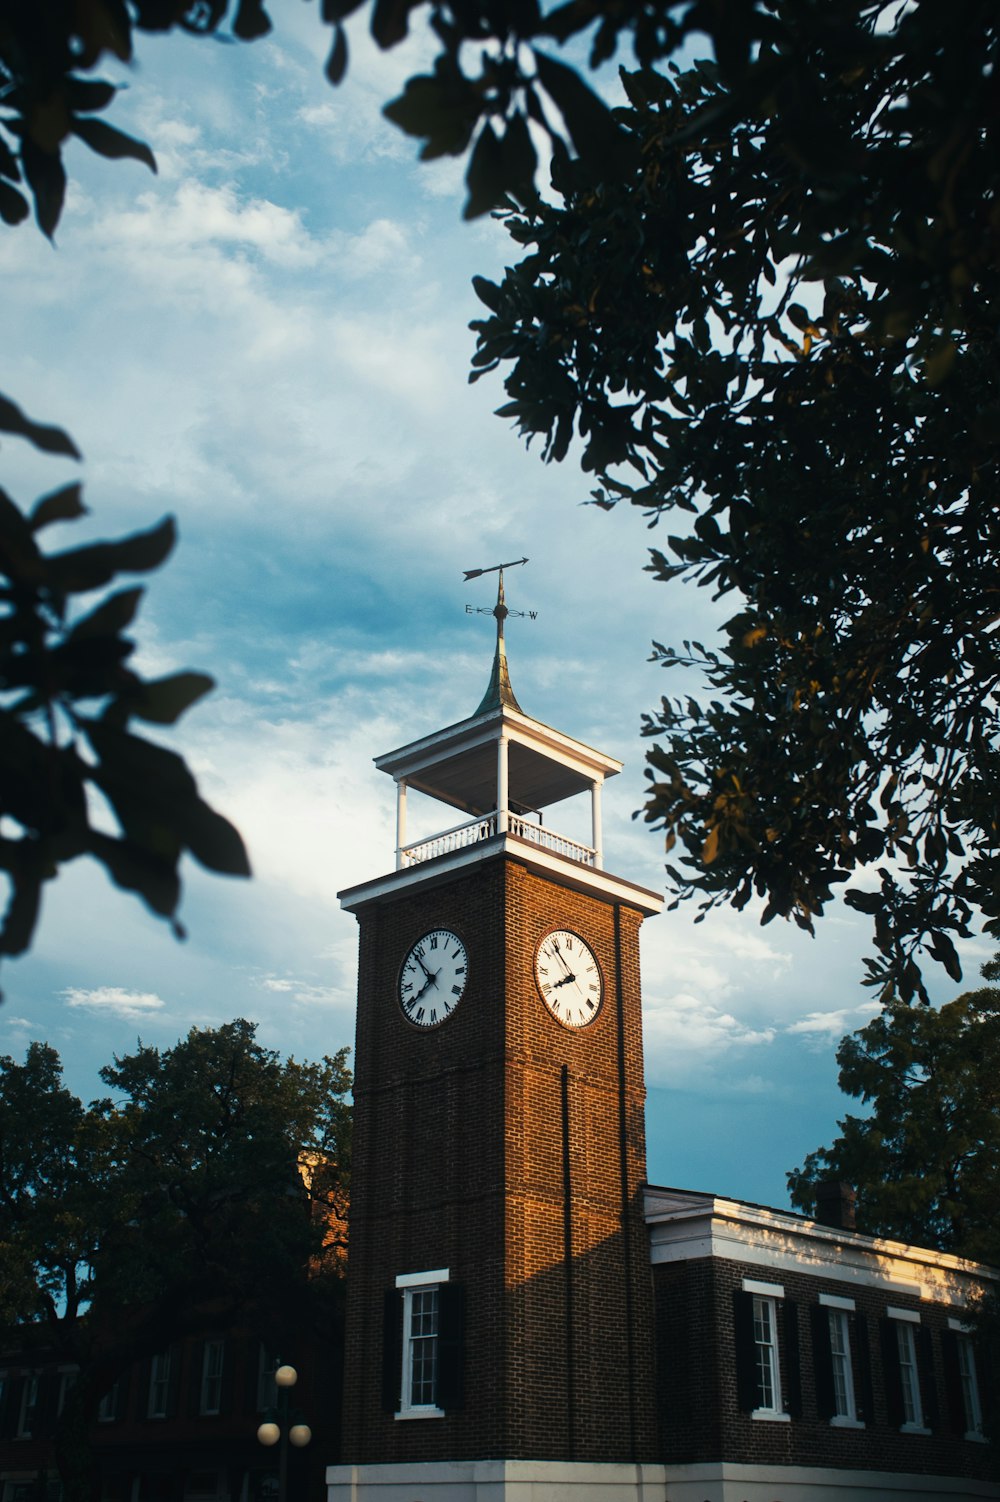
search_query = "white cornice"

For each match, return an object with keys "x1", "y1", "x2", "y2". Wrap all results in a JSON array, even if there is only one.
[
  {"x1": 644, "y1": 1186, "x2": 998, "y2": 1306},
  {"x1": 338, "y1": 833, "x2": 664, "y2": 916}
]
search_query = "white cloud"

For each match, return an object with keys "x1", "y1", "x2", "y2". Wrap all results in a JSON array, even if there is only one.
[
  {"x1": 62, "y1": 987, "x2": 167, "y2": 1019},
  {"x1": 786, "y1": 1001, "x2": 880, "y2": 1043}
]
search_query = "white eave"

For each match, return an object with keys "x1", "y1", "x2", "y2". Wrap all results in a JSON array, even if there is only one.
[
  {"x1": 374, "y1": 704, "x2": 622, "y2": 817},
  {"x1": 338, "y1": 831, "x2": 663, "y2": 917},
  {"x1": 643, "y1": 1185, "x2": 999, "y2": 1306}
]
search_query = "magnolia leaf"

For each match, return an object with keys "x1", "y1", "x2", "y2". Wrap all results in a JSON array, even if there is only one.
[
  {"x1": 30, "y1": 483, "x2": 88, "y2": 531},
  {"x1": 71, "y1": 117, "x2": 156, "y2": 174},
  {"x1": 0, "y1": 395, "x2": 80, "y2": 459},
  {"x1": 116, "y1": 671, "x2": 216, "y2": 726}
]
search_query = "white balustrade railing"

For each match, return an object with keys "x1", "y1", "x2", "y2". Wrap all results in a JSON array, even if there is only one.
[{"x1": 401, "y1": 811, "x2": 595, "y2": 869}]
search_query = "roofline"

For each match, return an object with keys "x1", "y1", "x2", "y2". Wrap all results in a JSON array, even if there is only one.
[
  {"x1": 643, "y1": 1184, "x2": 999, "y2": 1301},
  {"x1": 338, "y1": 834, "x2": 664, "y2": 916},
  {"x1": 374, "y1": 705, "x2": 623, "y2": 784}
]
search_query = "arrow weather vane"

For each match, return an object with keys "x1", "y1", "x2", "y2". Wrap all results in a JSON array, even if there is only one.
[{"x1": 463, "y1": 555, "x2": 537, "y2": 626}]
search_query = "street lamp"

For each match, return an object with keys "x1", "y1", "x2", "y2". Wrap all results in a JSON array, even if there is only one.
[{"x1": 256, "y1": 1364, "x2": 312, "y2": 1502}]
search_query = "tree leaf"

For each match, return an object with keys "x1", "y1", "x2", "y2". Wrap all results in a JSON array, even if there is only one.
[
  {"x1": 116, "y1": 672, "x2": 216, "y2": 726},
  {"x1": 46, "y1": 516, "x2": 176, "y2": 593},
  {"x1": 0, "y1": 394, "x2": 81, "y2": 459},
  {"x1": 71, "y1": 117, "x2": 157, "y2": 174},
  {"x1": 30, "y1": 483, "x2": 88, "y2": 531}
]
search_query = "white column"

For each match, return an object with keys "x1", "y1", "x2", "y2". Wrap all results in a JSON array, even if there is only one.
[
  {"x1": 591, "y1": 778, "x2": 603, "y2": 869},
  {"x1": 497, "y1": 735, "x2": 509, "y2": 835},
  {"x1": 395, "y1": 779, "x2": 407, "y2": 870}
]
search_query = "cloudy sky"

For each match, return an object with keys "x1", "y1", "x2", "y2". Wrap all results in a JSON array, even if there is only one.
[{"x1": 1, "y1": 11, "x2": 988, "y2": 1208}]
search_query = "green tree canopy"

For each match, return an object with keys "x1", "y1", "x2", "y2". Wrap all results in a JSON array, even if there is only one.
[
  {"x1": 470, "y1": 5, "x2": 1000, "y2": 1000},
  {"x1": 787, "y1": 958, "x2": 1000, "y2": 1266},
  {"x1": 0, "y1": 1020, "x2": 351, "y2": 1500}
]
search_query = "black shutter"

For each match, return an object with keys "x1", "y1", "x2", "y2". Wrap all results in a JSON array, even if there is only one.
[
  {"x1": 733, "y1": 1290, "x2": 757, "y2": 1413},
  {"x1": 918, "y1": 1326, "x2": 938, "y2": 1431},
  {"x1": 855, "y1": 1313, "x2": 874, "y2": 1423},
  {"x1": 115, "y1": 1367, "x2": 130, "y2": 1422},
  {"x1": 189, "y1": 1341, "x2": 205, "y2": 1418},
  {"x1": 977, "y1": 1338, "x2": 996, "y2": 1429},
  {"x1": 218, "y1": 1339, "x2": 234, "y2": 1417},
  {"x1": 381, "y1": 1289, "x2": 403, "y2": 1414},
  {"x1": 0, "y1": 1376, "x2": 24, "y2": 1439},
  {"x1": 436, "y1": 1282, "x2": 465, "y2": 1412},
  {"x1": 940, "y1": 1330, "x2": 965, "y2": 1435},
  {"x1": 810, "y1": 1304, "x2": 836, "y2": 1421},
  {"x1": 134, "y1": 1359, "x2": 151, "y2": 1421},
  {"x1": 880, "y1": 1318, "x2": 904, "y2": 1428},
  {"x1": 783, "y1": 1299, "x2": 801, "y2": 1418},
  {"x1": 166, "y1": 1344, "x2": 182, "y2": 1420}
]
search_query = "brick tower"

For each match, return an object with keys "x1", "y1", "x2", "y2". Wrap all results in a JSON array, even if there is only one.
[{"x1": 328, "y1": 566, "x2": 663, "y2": 1502}]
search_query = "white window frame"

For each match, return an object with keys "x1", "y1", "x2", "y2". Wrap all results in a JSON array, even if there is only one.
[
  {"x1": 395, "y1": 1268, "x2": 449, "y2": 1420},
  {"x1": 948, "y1": 1321, "x2": 984, "y2": 1440},
  {"x1": 819, "y1": 1293, "x2": 863, "y2": 1428},
  {"x1": 148, "y1": 1351, "x2": 172, "y2": 1419},
  {"x1": 97, "y1": 1379, "x2": 120, "y2": 1423},
  {"x1": 199, "y1": 1340, "x2": 225, "y2": 1417},
  {"x1": 16, "y1": 1374, "x2": 38, "y2": 1438},
  {"x1": 887, "y1": 1309, "x2": 927, "y2": 1433},
  {"x1": 742, "y1": 1278, "x2": 789, "y2": 1422}
]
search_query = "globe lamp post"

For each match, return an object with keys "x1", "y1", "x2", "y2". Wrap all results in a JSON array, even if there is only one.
[{"x1": 256, "y1": 1364, "x2": 311, "y2": 1502}]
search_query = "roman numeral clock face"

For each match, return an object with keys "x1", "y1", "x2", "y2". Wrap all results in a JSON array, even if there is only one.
[
  {"x1": 398, "y1": 929, "x2": 468, "y2": 1028},
  {"x1": 535, "y1": 929, "x2": 604, "y2": 1029}
]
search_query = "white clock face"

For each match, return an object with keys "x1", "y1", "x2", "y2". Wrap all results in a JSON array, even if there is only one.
[
  {"x1": 535, "y1": 929, "x2": 603, "y2": 1029},
  {"x1": 398, "y1": 929, "x2": 468, "y2": 1028}
]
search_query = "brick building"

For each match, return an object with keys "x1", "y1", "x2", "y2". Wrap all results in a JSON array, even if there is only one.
[
  {"x1": 0, "y1": 1322, "x2": 337, "y2": 1502},
  {"x1": 327, "y1": 567, "x2": 997, "y2": 1502}
]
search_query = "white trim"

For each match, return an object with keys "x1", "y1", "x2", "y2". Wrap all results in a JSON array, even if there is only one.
[
  {"x1": 887, "y1": 1306, "x2": 920, "y2": 1323},
  {"x1": 328, "y1": 1460, "x2": 669, "y2": 1502},
  {"x1": 644, "y1": 1187, "x2": 998, "y2": 1304},
  {"x1": 339, "y1": 834, "x2": 664, "y2": 916},
  {"x1": 819, "y1": 1292, "x2": 856, "y2": 1310},
  {"x1": 640, "y1": 1461, "x2": 1000, "y2": 1502},
  {"x1": 751, "y1": 1409, "x2": 790, "y2": 1423},
  {"x1": 742, "y1": 1277, "x2": 784, "y2": 1297},
  {"x1": 948, "y1": 1316, "x2": 973, "y2": 1332},
  {"x1": 395, "y1": 1267, "x2": 449, "y2": 1289}
]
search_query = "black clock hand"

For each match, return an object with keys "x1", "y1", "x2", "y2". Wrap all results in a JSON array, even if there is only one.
[
  {"x1": 553, "y1": 972, "x2": 578, "y2": 989},
  {"x1": 550, "y1": 940, "x2": 575, "y2": 978}
]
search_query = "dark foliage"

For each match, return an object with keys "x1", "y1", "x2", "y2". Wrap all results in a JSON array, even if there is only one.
[{"x1": 470, "y1": 5, "x2": 1000, "y2": 999}]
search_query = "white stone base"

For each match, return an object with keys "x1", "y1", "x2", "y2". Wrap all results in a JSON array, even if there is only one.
[
  {"x1": 662, "y1": 1461, "x2": 999, "y2": 1502},
  {"x1": 325, "y1": 1460, "x2": 668, "y2": 1502}
]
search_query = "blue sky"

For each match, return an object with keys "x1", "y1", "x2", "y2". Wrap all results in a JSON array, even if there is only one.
[{"x1": 1, "y1": 12, "x2": 988, "y2": 1208}]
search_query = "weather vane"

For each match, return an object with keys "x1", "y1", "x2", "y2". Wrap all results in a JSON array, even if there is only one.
[{"x1": 463, "y1": 556, "x2": 537, "y2": 625}]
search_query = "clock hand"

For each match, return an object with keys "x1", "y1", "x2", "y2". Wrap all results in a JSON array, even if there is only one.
[
  {"x1": 553, "y1": 973, "x2": 578, "y2": 989},
  {"x1": 550, "y1": 940, "x2": 575, "y2": 978}
]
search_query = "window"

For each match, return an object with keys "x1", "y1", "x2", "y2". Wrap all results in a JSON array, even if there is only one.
[
  {"x1": 148, "y1": 1352, "x2": 172, "y2": 1419},
  {"x1": 883, "y1": 1308, "x2": 929, "y2": 1432},
  {"x1": 384, "y1": 1269, "x2": 463, "y2": 1418},
  {"x1": 200, "y1": 1341, "x2": 225, "y2": 1416},
  {"x1": 828, "y1": 1308, "x2": 858, "y2": 1421},
  {"x1": 97, "y1": 1380, "x2": 120, "y2": 1423},
  {"x1": 396, "y1": 1269, "x2": 447, "y2": 1417},
  {"x1": 956, "y1": 1336, "x2": 983, "y2": 1438},
  {"x1": 895, "y1": 1320, "x2": 923, "y2": 1427},
  {"x1": 17, "y1": 1374, "x2": 38, "y2": 1438},
  {"x1": 735, "y1": 1279, "x2": 795, "y2": 1420},
  {"x1": 753, "y1": 1296, "x2": 780, "y2": 1413},
  {"x1": 812, "y1": 1293, "x2": 863, "y2": 1426}
]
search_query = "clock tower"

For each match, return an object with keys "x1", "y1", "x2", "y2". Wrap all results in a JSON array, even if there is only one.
[{"x1": 328, "y1": 568, "x2": 664, "y2": 1502}]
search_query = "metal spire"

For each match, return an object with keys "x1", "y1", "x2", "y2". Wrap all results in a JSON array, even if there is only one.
[{"x1": 464, "y1": 558, "x2": 534, "y2": 716}]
